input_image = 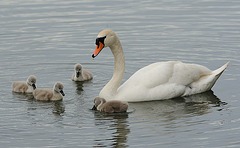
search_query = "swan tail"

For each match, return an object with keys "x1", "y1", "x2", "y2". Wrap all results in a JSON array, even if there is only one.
[
  {"x1": 183, "y1": 61, "x2": 230, "y2": 96},
  {"x1": 207, "y1": 61, "x2": 230, "y2": 90},
  {"x1": 212, "y1": 61, "x2": 230, "y2": 78}
]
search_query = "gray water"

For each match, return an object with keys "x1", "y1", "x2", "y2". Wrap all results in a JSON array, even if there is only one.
[{"x1": 0, "y1": 0, "x2": 240, "y2": 147}]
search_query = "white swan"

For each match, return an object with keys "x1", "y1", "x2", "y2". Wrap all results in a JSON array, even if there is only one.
[
  {"x1": 72, "y1": 63, "x2": 93, "y2": 81},
  {"x1": 12, "y1": 75, "x2": 37, "y2": 93},
  {"x1": 92, "y1": 30, "x2": 229, "y2": 102}
]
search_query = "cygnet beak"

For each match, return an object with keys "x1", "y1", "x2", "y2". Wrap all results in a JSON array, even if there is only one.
[
  {"x1": 92, "y1": 105, "x2": 97, "y2": 110},
  {"x1": 32, "y1": 84, "x2": 36, "y2": 90},
  {"x1": 60, "y1": 90, "x2": 65, "y2": 96}
]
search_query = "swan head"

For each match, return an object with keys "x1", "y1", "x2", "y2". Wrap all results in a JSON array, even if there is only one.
[
  {"x1": 54, "y1": 82, "x2": 65, "y2": 96},
  {"x1": 27, "y1": 75, "x2": 37, "y2": 90},
  {"x1": 74, "y1": 63, "x2": 82, "y2": 78},
  {"x1": 92, "y1": 30, "x2": 118, "y2": 58},
  {"x1": 92, "y1": 97, "x2": 106, "y2": 110}
]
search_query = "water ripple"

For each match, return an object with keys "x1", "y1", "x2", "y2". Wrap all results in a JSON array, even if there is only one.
[{"x1": 1, "y1": 0, "x2": 240, "y2": 147}]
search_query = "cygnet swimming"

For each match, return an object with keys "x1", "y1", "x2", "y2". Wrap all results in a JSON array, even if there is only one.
[
  {"x1": 12, "y1": 75, "x2": 36, "y2": 93},
  {"x1": 72, "y1": 63, "x2": 93, "y2": 81},
  {"x1": 33, "y1": 82, "x2": 65, "y2": 101},
  {"x1": 92, "y1": 97, "x2": 128, "y2": 113}
]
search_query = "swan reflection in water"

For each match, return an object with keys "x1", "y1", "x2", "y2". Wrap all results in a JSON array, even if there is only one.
[
  {"x1": 73, "y1": 80, "x2": 93, "y2": 95},
  {"x1": 130, "y1": 90, "x2": 226, "y2": 118},
  {"x1": 12, "y1": 92, "x2": 65, "y2": 115},
  {"x1": 93, "y1": 111, "x2": 130, "y2": 147},
  {"x1": 73, "y1": 81, "x2": 84, "y2": 95},
  {"x1": 92, "y1": 90, "x2": 226, "y2": 147},
  {"x1": 12, "y1": 91, "x2": 34, "y2": 101}
]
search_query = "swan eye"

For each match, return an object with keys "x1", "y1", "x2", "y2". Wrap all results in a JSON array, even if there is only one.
[{"x1": 96, "y1": 36, "x2": 106, "y2": 47}]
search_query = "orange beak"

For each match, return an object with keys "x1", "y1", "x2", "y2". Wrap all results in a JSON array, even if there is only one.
[{"x1": 92, "y1": 42, "x2": 104, "y2": 58}]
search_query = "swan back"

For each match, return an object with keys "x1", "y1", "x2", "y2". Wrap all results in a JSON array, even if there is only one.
[{"x1": 116, "y1": 61, "x2": 229, "y2": 102}]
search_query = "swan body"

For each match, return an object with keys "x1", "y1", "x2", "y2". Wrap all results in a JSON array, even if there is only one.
[
  {"x1": 33, "y1": 82, "x2": 65, "y2": 101},
  {"x1": 92, "y1": 97, "x2": 128, "y2": 113},
  {"x1": 92, "y1": 30, "x2": 229, "y2": 102},
  {"x1": 12, "y1": 75, "x2": 37, "y2": 93},
  {"x1": 116, "y1": 61, "x2": 229, "y2": 102},
  {"x1": 72, "y1": 63, "x2": 93, "y2": 81}
]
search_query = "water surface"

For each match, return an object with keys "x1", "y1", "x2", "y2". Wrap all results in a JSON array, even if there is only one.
[{"x1": 0, "y1": 0, "x2": 240, "y2": 147}]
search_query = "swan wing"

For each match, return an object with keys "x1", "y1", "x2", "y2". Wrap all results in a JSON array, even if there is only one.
[{"x1": 116, "y1": 61, "x2": 218, "y2": 102}]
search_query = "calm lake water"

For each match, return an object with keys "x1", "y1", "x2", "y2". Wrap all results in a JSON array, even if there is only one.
[{"x1": 0, "y1": 0, "x2": 240, "y2": 147}]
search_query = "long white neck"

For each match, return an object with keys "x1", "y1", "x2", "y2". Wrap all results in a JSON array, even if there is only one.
[{"x1": 99, "y1": 38, "x2": 125, "y2": 100}]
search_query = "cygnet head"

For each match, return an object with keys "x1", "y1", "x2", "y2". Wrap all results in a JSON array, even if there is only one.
[
  {"x1": 92, "y1": 97, "x2": 106, "y2": 110},
  {"x1": 92, "y1": 30, "x2": 119, "y2": 58},
  {"x1": 54, "y1": 82, "x2": 65, "y2": 96},
  {"x1": 27, "y1": 75, "x2": 37, "y2": 90},
  {"x1": 74, "y1": 63, "x2": 82, "y2": 78}
]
